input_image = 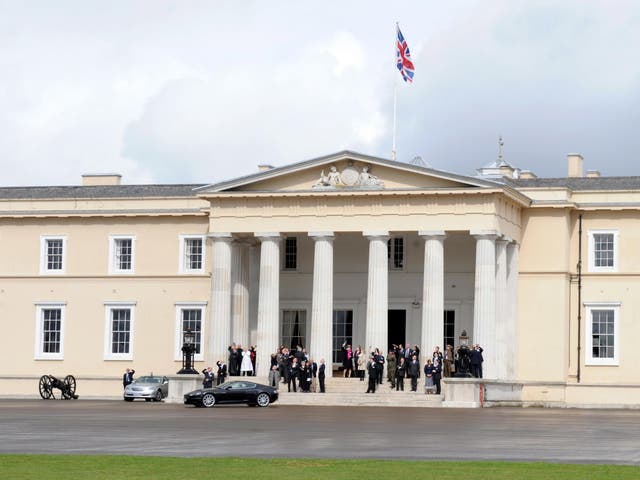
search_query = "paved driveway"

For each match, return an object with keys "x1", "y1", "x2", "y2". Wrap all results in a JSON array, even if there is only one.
[{"x1": 1, "y1": 400, "x2": 639, "y2": 464}]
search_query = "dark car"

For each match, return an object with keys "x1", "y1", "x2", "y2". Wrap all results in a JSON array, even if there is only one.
[{"x1": 184, "y1": 380, "x2": 278, "y2": 408}]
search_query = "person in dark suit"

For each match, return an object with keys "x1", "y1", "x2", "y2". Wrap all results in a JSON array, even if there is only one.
[
  {"x1": 201, "y1": 367, "x2": 215, "y2": 389},
  {"x1": 216, "y1": 360, "x2": 227, "y2": 385},
  {"x1": 433, "y1": 359, "x2": 442, "y2": 395},
  {"x1": 470, "y1": 344, "x2": 484, "y2": 378},
  {"x1": 408, "y1": 355, "x2": 420, "y2": 392},
  {"x1": 122, "y1": 368, "x2": 135, "y2": 389},
  {"x1": 366, "y1": 355, "x2": 378, "y2": 393},
  {"x1": 318, "y1": 359, "x2": 326, "y2": 393},
  {"x1": 396, "y1": 357, "x2": 406, "y2": 391}
]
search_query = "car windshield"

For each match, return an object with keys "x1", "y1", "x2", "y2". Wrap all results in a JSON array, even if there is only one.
[{"x1": 136, "y1": 376, "x2": 163, "y2": 384}]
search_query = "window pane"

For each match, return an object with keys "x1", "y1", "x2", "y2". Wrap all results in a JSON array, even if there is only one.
[
  {"x1": 281, "y1": 309, "x2": 306, "y2": 350},
  {"x1": 115, "y1": 239, "x2": 132, "y2": 270},
  {"x1": 591, "y1": 309, "x2": 614, "y2": 359},
  {"x1": 185, "y1": 238, "x2": 203, "y2": 270},
  {"x1": 46, "y1": 239, "x2": 63, "y2": 270},
  {"x1": 593, "y1": 234, "x2": 614, "y2": 267},
  {"x1": 332, "y1": 310, "x2": 353, "y2": 363},
  {"x1": 111, "y1": 309, "x2": 131, "y2": 354},
  {"x1": 42, "y1": 308, "x2": 61, "y2": 353},
  {"x1": 181, "y1": 309, "x2": 202, "y2": 355},
  {"x1": 284, "y1": 237, "x2": 297, "y2": 270}
]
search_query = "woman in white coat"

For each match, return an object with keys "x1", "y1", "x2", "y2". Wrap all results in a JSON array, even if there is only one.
[{"x1": 241, "y1": 349, "x2": 254, "y2": 376}]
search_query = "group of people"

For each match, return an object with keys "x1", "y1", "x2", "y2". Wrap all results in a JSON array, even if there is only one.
[
  {"x1": 270, "y1": 345, "x2": 326, "y2": 393},
  {"x1": 201, "y1": 360, "x2": 228, "y2": 388},
  {"x1": 227, "y1": 343, "x2": 256, "y2": 376}
]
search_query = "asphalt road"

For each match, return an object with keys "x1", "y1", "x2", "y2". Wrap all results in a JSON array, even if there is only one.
[{"x1": 1, "y1": 399, "x2": 639, "y2": 464}]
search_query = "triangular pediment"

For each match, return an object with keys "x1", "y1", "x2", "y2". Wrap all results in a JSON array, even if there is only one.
[{"x1": 196, "y1": 151, "x2": 499, "y2": 194}]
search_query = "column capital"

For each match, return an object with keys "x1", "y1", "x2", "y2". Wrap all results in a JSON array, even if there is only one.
[
  {"x1": 254, "y1": 232, "x2": 281, "y2": 241},
  {"x1": 308, "y1": 231, "x2": 335, "y2": 241},
  {"x1": 496, "y1": 237, "x2": 510, "y2": 246},
  {"x1": 419, "y1": 230, "x2": 447, "y2": 240},
  {"x1": 470, "y1": 230, "x2": 500, "y2": 240},
  {"x1": 363, "y1": 231, "x2": 389, "y2": 240},
  {"x1": 207, "y1": 232, "x2": 233, "y2": 242}
]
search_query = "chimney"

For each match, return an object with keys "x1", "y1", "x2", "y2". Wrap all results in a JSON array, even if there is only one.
[
  {"x1": 586, "y1": 170, "x2": 601, "y2": 178},
  {"x1": 567, "y1": 154, "x2": 583, "y2": 178},
  {"x1": 258, "y1": 164, "x2": 274, "y2": 172},
  {"x1": 82, "y1": 174, "x2": 122, "y2": 186}
]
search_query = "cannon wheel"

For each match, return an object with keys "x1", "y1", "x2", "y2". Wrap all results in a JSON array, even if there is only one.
[
  {"x1": 39, "y1": 375, "x2": 53, "y2": 400},
  {"x1": 62, "y1": 375, "x2": 77, "y2": 400}
]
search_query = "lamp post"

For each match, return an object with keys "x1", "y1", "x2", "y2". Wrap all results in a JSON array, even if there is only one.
[
  {"x1": 177, "y1": 329, "x2": 198, "y2": 374},
  {"x1": 454, "y1": 330, "x2": 473, "y2": 377}
]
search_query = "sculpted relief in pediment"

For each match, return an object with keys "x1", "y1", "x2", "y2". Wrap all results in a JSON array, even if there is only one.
[{"x1": 313, "y1": 162, "x2": 384, "y2": 189}]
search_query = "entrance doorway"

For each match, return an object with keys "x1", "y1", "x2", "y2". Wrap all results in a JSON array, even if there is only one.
[{"x1": 387, "y1": 310, "x2": 406, "y2": 353}]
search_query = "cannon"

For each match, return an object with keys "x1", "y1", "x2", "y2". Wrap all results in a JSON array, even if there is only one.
[{"x1": 38, "y1": 374, "x2": 78, "y2": 400}]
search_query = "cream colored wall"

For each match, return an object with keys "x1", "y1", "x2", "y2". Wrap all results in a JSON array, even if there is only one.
[
  {"x1": 517, "y1": 208, "x2": 572, "y2": 382},
  {"x1": 0, "y1": 216, "x2": 209, "y2": 276}
]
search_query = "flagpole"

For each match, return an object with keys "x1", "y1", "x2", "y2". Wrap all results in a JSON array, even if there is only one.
[
  {"x1": 392, "y1": 22, "x2": 398, "y2": 162},
  {"x1": 392, "y1": 80, "x2": 397, "y2": 161}
]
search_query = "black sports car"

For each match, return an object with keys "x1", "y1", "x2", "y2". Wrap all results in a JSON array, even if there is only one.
[{"x1": 184, "y1": 380, "x2": 278, "y2": 408}]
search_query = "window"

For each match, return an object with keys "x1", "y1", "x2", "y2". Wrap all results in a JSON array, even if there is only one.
[
  {"x1": 332, "y1": 310, "x2": 353, "y2": 363},
  {"x1": 281, "y1": 309, "x2": 306, "y2": 350},
  {"x1": 588, "y1": 230, "x2": 618, "y2": 272},
  {"x1": 443, "y1": 310, "x2": 455, "y2": 348},
  {"x1": 34, "y1": 303, "x2": 65, "y2": 360},
  {"x1": 179, "y1": 235, "x2": 206, "y2": 273},
  {"x1": 40, "y1": 236, "x2": 67, "y2": 274},
  {"x1": 104, "y1": 303, "x2": 135, "y2": 360},
  {"x1": 585, "y1": 303, "x2": 620, "y2": 366},
  {"x1": 175, "y1": 303, "x2": 206, "y2": 361},
  {"x1": 109, "y1": 236, "x2": 135, "y2": 274},
  {"x1": 283, "y1": 236, "x2": 298, "y2": 270},
  {"x1": 387, "y1": 236, "x2": 404, "y2": 270}
]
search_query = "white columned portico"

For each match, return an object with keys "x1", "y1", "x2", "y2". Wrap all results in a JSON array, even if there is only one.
[
  {"x1": 309, "y1": 232, "x2": 334, "y2": 378},
  {"x1": 495, "y1": 238, "x2": 509, "y2": 380},
  {"x1": 364, "y1": 231, "x2": 389, "y2": 352},
  {"x1": 471, "y1": 230, "x2": 499, "y2": 379},
  {"x1": 208, "y1": 233, "x2": 233, "y2": 366},
  {"x1": 419, "y1": 231, "x2": 446, "y2": 356},
  {"x1": 506, "y1": 242, "x2": 519, "y2": 380},
  {"x1": 255, "y1": 233, "x2": 281, "y2": 377},
  {"x1": 230, "y1": 240, "x2": 250, "y2": 348}
]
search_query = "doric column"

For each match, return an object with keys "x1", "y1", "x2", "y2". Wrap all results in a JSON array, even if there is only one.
[
  {"x1": 364, "y1": 231, "x2": 389, "y2": 353},
  {"x1": 230, "y1": 240, "x2": 250, "y2": 348},
  {"x1": 419, "y1": 231, "x2": 446, "y2": 356},
  {"x1": 208, "y1": 233, "x2": 233, "y2": 366},
  {"x1": 254, "y1": 233, "x2": 281, "y2": 377},
  {"x1": 248, "y1": 243, "x2": 260, "y2": 347},
  {"x1": 309, "y1": 232, "x2": 334, "y2": 378},
  {"x1": 495, "y1": 238, "x2": 509, "y2": 380},
  {"x1": 506, "y1": 242, "x2": 520, "y2": 380},
  {"x1": 471, "y1": 230, "x2": 499, "y2": 379}
]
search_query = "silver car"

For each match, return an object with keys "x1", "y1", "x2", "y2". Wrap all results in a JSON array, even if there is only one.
[{"x1": 123, "y1": 375, "x2": 169, "y2": 402}]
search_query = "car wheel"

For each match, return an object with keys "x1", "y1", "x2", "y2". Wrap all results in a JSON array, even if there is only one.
[
  {"x1": 154, "y1": 390, "x2": 163, "y2": 402},
  {"x1": 256, "y1": 393, "x2": 270, "y2": 407},
  {"x1": 202, "y1": 393, "x2": 216, "y2": 408},
  {"x1": 124, "y1": 397, "x2": 134, "y2": 402}
]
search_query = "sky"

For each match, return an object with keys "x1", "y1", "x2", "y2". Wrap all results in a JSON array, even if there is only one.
[{"x1": 1, "y1": 0, "x2": 640, "y2": 186}]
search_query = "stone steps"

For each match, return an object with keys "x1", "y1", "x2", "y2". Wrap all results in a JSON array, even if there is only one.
[{"x1": 276, "y1": 391, "x2": 443, "y2": 407}]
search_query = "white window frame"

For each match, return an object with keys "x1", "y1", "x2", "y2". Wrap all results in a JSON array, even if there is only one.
[
  {"x1": 282, "y1": 235, "x2": 299, "y2": 272},
  {"x1": 388, "y1": 235, "x2": 406, "y2": 271},
  {"x1": 34, "y1": 302, "x2": 66, "y2": 360},
  {"x1": 174, "y1": 302, "x2": 207, "y2": 361},
  {"x1": 179, "y1": 235, "x2": 206, "y2": 274},
  {"x1": 109, "y1": 235, "x2": 136, "y2": 274},
  {"x1": 104, "y1": 302, "x2": 136, "y2": 360},
  {"x1": 588, "y1": 230, "x2": 618, "y2": 273},
  {"x1": 585, "y1": 302, "x2": 620, "y2": 366},
  {"x1": 40, "y1": 235, "x2": 67, "y2": 275}
]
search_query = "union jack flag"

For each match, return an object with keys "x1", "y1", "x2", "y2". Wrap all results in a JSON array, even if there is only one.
[{"x1": 396, "y1": 25, "x2": 415, "y2": 83}]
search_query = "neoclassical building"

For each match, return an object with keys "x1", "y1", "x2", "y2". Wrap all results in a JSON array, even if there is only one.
[{"x1": 1, "y1": 150, "x2": 639, "y2": 405}]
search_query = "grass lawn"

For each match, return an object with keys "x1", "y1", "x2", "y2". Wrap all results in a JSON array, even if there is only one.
[{"x1": 1, "y1": 456, "x2": 639, "y2": 480}]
